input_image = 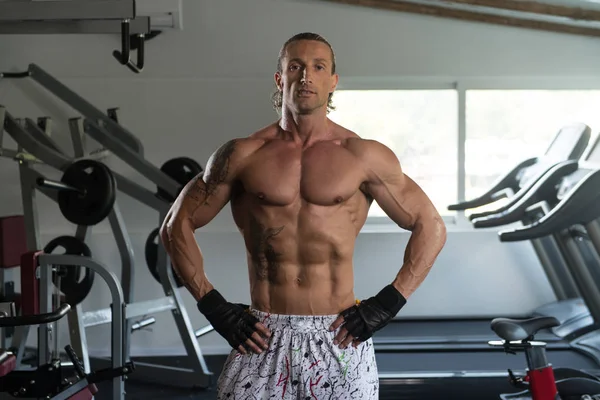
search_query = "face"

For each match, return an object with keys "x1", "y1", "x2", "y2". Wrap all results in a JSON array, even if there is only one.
[{"x1": 275, "y1": 40, "x2": 339, "y2": 115}]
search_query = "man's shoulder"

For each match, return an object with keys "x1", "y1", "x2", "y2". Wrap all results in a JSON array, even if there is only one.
[
  {"x1": 343, "y1": 136, "x2": 395, "y2": 162},
  {"x1": 220, "y1": 127, "x2": 276, "y2": 157}
]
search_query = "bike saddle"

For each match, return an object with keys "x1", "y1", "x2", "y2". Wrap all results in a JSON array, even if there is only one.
[{"x1": 491, "y1": 316, "x2": 560, "y2": 341}]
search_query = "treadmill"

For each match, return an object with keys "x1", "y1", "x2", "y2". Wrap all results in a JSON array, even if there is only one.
[
  {"x1": 448, "y1": 122, "x2": 591, "y2": 221},
  {"x1": 375, "y1": 125, "x2": 599, "y2": 385},
  {"x1": 496, "y1": 138, "x2": 600, "y2": 367},
  {"x1": 469, "y1": 134, "x2": 600, "y2": 340},
  {"x1": 443, "y1": 124, "x2": 593, "y2": 340}
]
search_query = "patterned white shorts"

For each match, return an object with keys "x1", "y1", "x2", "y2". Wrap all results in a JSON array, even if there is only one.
[{"x1": 216, "y1": 309, "x2": 379, "y2": 399}]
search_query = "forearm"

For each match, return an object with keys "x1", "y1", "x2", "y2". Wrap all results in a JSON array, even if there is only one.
[
  {"x1": 161, "y1": 218, "x2": 214, "y2": 301},
  {"x1": 392, "y1": 217, "x2": 446, "y2": 298}
]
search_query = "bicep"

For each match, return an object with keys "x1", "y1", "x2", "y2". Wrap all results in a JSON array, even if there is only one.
[
  {"x1": 368, "y1": 173, "x2": 437, "y2": 230},
  {"x1": 363, "y1": 143, "x2": 439, "y2": 230}
]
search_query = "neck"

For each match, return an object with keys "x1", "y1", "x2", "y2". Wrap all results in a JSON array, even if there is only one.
[{"x1": 279, "y1": 105, "x2": 331, "y2": 146}]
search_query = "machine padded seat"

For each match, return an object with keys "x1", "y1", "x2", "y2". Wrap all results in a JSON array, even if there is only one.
[
  {"x1": 0, "y1": 215, "x2": 28, "y2": 269},
  {"x1": 0, "y1": 349, "x2": 16, "y2": 377},
  {"x1": 491, "y1": 316, "x2": 560, "y2": 341}
]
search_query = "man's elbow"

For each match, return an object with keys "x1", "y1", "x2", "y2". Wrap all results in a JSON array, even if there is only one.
[
  {"x1": 437, "y1": 216, "x2": 448, "y2": 246},
  {"x1": 161, "y1": 212, "x2": 197, "y2": 242},
  {"x1": 416, "y1": 211, "x2": 447, "y2": 246},
  {"x1": 430, "y1": 213, "x2": 447, "y2": 247},
  {"x1": 159, "y1": 214, "x2": 173, "y2": 248},
  {"x1": 159, "y1": 211, "x2": 187, "y2": 247}
]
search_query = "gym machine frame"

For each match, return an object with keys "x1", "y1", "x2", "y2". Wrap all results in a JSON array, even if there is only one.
[
  {"x1": 0, "y1": 1, "x2": 150, "y2": 73},
  {"x1": 1, "y1": 252, "x2": 129, "y2": 399},
  {"x1": 0, "y1": 65, "x2": 215, "y2": 388}
]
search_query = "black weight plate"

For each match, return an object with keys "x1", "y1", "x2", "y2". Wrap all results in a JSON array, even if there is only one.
[
  {"x1": 58, "y1": 159, "x2": 116, "y2": 226},
  {"x1": 157, "y1": 157, "x2": 203, "y2": 202},
  {"x1": 44, "y1": 236, "x2": 95, "y2": 306},
  {"x1": 144, "y1": 227, "x2": 184, "y2": 288}
]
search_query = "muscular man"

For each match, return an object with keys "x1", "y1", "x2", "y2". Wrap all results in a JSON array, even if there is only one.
[{"x1": 160, "y1": 32, "x2": 447, "y2": 399}]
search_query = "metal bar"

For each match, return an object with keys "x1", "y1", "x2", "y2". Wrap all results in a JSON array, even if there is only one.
[
  {"x1": 69, "y1": 118, "x2": 86, "y2": 159},
  {"x1": 38, "y1": 254, "x2": 126, "y2": 400},
  {"x1": 107, "y1": 202, "x2": 135, "y2": 362},
  {"x1": 0, "y1": 16, "x2": 151, "y2": 35},
  {"x1": 113, "y1": 172, "x2": 170, "y2": 212},
  {"x1": 530, "y1": 236, "x2": 581, "y2": 300},
  {"x1": 37, "y1": 257, "x2": 53, "y2": 366},
  {"x1": 195, "y1": 324, "x2": 214, "y2": 338},
  {"x1": 19, "y1": 166, "x2": 41, "y2": 254},
  {"x1": 68, "y1": 305, "x2": 91, "y2": 374},
  {"x1": 50, "y1": 378, "x2": 91, "y2": 399},
  {"x1": 3, "y1": 110, "x2": 71, "y2": 171},
  {"x1": 0, "y1": 0, "x2": 135, "y2": 21},
  {"x1": 82, "y1": 297, "x2": 177, "y2": 328},
  {"x1": 84, "y1": 121, "x2": 179, "y2": 197},
  {"x1": 108, "y1": 204, "x2": 135, "y2": 305},
  {"x1": 90, "y1": 357, "x2": 211, "y2": 388},
  {"x1": 25, "y1": 64, "x2": 144, "y2": 156},
  {"x1": 586, "y1": 219, "x2": 600, "y2": 258},
  {"x1": 322, "y1": 0, "x2": 600, "y2": 38},
  {"x1": 70, "y1": 226, "x2": 91, "y2": 374},
  {"x1": 561, "y1": 233, "x2": 600, "y2": 324},
  {"x1": 456, "y1": 83, "x2": 466, "y2": 204},
  {"x1": 23, "y1": 118, "x2": 66, "y2": 155}
]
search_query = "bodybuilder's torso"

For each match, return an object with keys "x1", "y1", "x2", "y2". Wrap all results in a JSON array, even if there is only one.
[{"x1": 229, "y1": 122, "x2": 374, "y2": 315}]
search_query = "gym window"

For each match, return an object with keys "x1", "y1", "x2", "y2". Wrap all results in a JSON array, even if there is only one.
[
  {"x1": 329, "y1": 84, "x2": 600, "y2": 229},
  {"x1": 328, "y1": 89, "x2": 458, "y2": 221}
]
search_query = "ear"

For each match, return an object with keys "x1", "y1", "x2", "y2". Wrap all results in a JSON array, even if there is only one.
[
  {"x1": 329, "y1": 73, "x2": 339, "y2": 94},
  {"x1": 274, "y1": 71, "x2": 283, "y2": 91}
]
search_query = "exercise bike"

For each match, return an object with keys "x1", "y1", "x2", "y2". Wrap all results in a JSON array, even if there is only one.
[
  {"x1": 489, "y1": 316, "x2": 600, "y2": 400},
  {"x1": 0, "y1": 301, "x2": 135, "y2": 399}
]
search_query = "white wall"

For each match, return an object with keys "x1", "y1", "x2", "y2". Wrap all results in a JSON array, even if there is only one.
[{"x1": 2, "y1": 0, "x2": 597, "y2": 356}]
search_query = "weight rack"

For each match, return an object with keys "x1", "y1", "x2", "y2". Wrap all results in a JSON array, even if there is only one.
[{"x1": 0, "y1": 64, "x2": 217, "y2": 391}]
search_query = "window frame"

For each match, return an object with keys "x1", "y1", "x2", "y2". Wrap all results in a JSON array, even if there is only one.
[{"x1": 335, "y1": 76, "x2": 600, "y2": 233}]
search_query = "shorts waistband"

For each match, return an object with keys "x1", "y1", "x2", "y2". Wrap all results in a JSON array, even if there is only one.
[{"x1": 250, "y1": 309, "x2": 339, "y2": 333}]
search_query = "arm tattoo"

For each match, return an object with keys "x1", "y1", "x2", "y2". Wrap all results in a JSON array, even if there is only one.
[
  {"x1": 248, "y1": 215, "x2": 284, "y2": 282},
  {"x1": 185, "y1": 140, "x2": 237, "y2": 207}
]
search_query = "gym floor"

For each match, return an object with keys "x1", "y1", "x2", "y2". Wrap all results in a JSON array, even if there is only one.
[
  {"x1": 92, "y1": 355, "x2": 519, "y2": 400},
  {"x1": 96, "y1": 378, "x2": 518, "y2": 400}
]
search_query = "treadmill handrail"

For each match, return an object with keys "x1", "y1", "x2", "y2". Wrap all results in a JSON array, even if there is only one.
[
  {"x1": 448, "y1": 157, "x2": 538, "y2": 211},
  {"x1": 471, "y1": 160, "x2": 579, "y2": 228},
  {"x1": 0, "y1": 303, "x2": 70, "y2": 327},
  {"x1": 467, "y1": 159, "x2": 577, "y2": 222},
  {"x1": 499, "y1": 168, "x2": 600, "y2": 242}
]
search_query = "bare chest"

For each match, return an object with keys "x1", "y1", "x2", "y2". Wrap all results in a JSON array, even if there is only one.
[{"x1": 238, "y1": 144, "x2": 365, "y2": 206}]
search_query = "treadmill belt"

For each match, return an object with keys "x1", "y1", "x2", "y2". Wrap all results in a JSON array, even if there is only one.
[{"x1": 376, "y1": 348, "x2": 599, "y2": 376}]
